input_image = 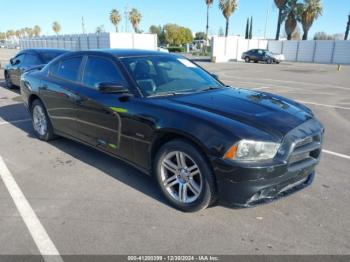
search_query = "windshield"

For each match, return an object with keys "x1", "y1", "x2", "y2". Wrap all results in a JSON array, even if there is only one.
[{"x1": 121, "y1": 55, "x2": 223, "y2": 97}]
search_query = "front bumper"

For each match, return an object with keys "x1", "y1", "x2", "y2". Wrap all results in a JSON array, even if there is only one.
[
  {"x1": 213, "y1": 118, "x2": 324, "y2": 207},
  {"x1": 213, "y1": 158, "x2": 317, "y2": 207}
]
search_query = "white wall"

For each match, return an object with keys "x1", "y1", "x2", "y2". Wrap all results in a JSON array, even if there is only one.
[
  {"x1": 211, "y1": 36, "x2": 268, "y2": 62},
  {"x1": 20, "y1": 32, "x2": 157, "y2": 51},
  {"x1": 212, "y1": 37, "x2": 350, "y2": 64},
  {"x1": 268, "y1": 40, "x2": 350, "y2": 64}
]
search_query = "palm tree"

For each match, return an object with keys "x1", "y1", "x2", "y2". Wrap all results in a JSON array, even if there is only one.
[
  {"x1": 205, "y1": 0, "x2": 214, "y2": 41},
  {"x1": 96, "y1": 25, "x2": 105, "y2": 34},
  {"x1": 110, "y1": 9, "x2": 122, "y2": 32},
  {"x1": 129, "y1": 8, "x2": 142, "y2": 33},
  {"x1": 298, "y1": 0, "x2": 323, "y2": 40},
  {"x1": 52, "y1": 21, "x2": 61, "y2": 35},
  {"x1": 33, "y1": 25, "x2": 42, "y2": 37},
  {"x1": 345, "y1": 13, "x2": 350, "y2": 40},
  {"x1": 24, "y1": 27, "x2": 34, "y2": 38},
  {"x1": 284, "y1": 0, "x2": 302, "y2": 40},
  {"x1": 219, "y1": 0, "x2": 238, "y2": 37},
  {"x1": 20, "y1": 28, "x2": 26, "y2": 38},
  {"x1": 274, "y1": 0, "x2": 287, "y2": 40}
]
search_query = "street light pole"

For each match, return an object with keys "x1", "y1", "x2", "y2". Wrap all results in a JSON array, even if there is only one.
[{"x1": 124, "y1": 5, "x2": 129, "y2": 33}]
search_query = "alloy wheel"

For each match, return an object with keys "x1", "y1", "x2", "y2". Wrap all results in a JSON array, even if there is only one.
[
  {"x1": 160, "y1": 151, "x2": 202, "y2": 204},
  {"x1": 32, "y1": 105, "x2": 48, "y2": 136}
]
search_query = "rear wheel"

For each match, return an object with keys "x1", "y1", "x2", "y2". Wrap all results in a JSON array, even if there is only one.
[
  {"x1": 31, "y1": 99, "x2": 55, "y2": 141},
  {"x1": 154, "y1": 139, "x2": 216, "y2": 212},
  {"x1": 244, "y1": 57, "x2": 250, "y2": 63},
  {"x1": 4, "y1": 72, "x2": 14, "y2": 89}
]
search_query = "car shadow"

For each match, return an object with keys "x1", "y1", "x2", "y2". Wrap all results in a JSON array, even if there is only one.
[
  {"x1": 0, "y1": 80, "x2": 21, "y2": 95},
  {"x1": 0, "y1": 102, "x2": 167, "y2": 207}
]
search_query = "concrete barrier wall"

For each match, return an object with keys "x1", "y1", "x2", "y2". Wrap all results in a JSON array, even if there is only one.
[
  {"x1": 20, "y1": 33, "x2": 157, "y2": 51},
  {"x1": 212, "y1": 37, "x2": 350, "y2": 64},
  {"x1": 211, "y1": 36, "x2": 268, "y2": 62}
]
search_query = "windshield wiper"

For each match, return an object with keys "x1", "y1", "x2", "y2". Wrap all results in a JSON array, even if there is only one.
[
  {"x1": 200, "y1": 86, "x2": 223, "y2": 92},
  {"x1": 149, "y1": 90, "x2": 196, "y2": 98}
]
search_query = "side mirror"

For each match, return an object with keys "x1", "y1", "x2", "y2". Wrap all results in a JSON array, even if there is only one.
[
  {"x1": 211, "y1": 74, "x2": 220, "y2": 80},
  {"x1": 97, "y1": 82, "x2": 130, "y2": 94}
]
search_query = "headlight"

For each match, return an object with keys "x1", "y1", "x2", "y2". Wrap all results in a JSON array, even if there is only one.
[{"x1": 224, "y1": 140, "x2": 280, "y2": 161}]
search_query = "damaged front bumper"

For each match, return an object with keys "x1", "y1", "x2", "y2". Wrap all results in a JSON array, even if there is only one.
[{"x1": 213, "y1": 118, "x2": 324, "y2": 208}]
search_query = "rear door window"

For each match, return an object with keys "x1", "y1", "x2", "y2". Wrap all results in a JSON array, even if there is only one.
[{"x1": 52, "y1": 57, "x2": 82, "y2": 82}]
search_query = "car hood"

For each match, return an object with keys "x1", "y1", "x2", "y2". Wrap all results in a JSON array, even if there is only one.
[{"x1": 166, "y1": 88, "x2": 313, "y2": 139}]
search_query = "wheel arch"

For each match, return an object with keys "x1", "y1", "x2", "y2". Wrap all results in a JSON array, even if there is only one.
[
  {"x1": 150, "y1": 129, "x2": 214, "y2": 176},
  {"x1": 28, "y1": 94, "x2": 41, "y2": 112}
]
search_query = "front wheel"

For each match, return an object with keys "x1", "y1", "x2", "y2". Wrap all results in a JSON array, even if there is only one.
[
  {"x1": 154, "y1": 139, "x2": 216, "y2": 212},
  {"x1": 244, "y1": 57, "x2": 250, "y2": 63},
  {"x1": 31, "y1": 99, "x2": 55, "y2": 141}
]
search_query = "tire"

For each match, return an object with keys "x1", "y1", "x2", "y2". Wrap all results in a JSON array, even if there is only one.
[
  {"x1": 4, "y1": 72, "x2": 14, "y2": 89},
  {"x1": 244, "y1": 57, "x2": 250, "y2": 63},
  {"x1": 31, "y1": 99, "x2": 55, "y2": 141},
  {"x1": 154, "y1": 139, "x2": 216, "y2": 212}
]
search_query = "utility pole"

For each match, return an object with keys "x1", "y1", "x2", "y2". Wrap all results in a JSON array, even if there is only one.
[
  {"x1": 124, "y1": 4, "x2": 130, "y2": 33},
  {"x1": 264, "y1": 0, "x2": 270, "y2": 39},
  {"x1": 81, "y1": 17, "x2": 86, "y2": 34}
]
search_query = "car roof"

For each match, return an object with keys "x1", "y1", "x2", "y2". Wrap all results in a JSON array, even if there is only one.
[
  {"x1": 59, "y1": 49, "x2": 176, "y2": 58},
  {"x1": 19, "y1": 48, "x2": 69, "y2": 55}
]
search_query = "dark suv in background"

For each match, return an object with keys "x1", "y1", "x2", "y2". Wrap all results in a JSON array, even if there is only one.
[
  {"x1": 4, "y1": 48, "x2": 68, "y2": 89},
  {"x1": 242, "y1": 49, "x2": 285, "y2": 64}
]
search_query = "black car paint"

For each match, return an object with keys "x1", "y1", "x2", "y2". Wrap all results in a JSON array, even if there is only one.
[
  {"x1": 20, "y1": 49, "x2": 324, "y2": 207},
  {"x1": 242, "y1": 49, "x2": 278, "y2": 63},
  {"x1": 5, "y1": 48, "x2": 68, "y2": 87}
]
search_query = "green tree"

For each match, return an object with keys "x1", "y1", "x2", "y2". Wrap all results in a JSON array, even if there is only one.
[
  {"x1": 195, "y1": 32, "x2": 206, "y2": 40},
  {"x1": 52, "y1": 21, "x2": 61, "y2": 35},
  {"x1": 274, "y1": 0, "x2": 288, "y2": 40},
  {"x1": 245, "y1": 18, "x2": 249, "y2": 39},
  {"x1": 149, "y1": 25, "x2": 165, "y2": 45},
  {"x1": 110, "y1": 9, "x2": 122, "y2": 32},
  {"x1": 24, "y1": 27, "x2": 34, "y2": 37},
  {"x1": 219, "y1": 0, "x2": 238, "y2": 37},
  {"x1": 163, "y1": 24, "x2": 193, "y2": 46},
  {"x1": 129, "y1": 8, "x2": 142, "y2": 33},
  {"x1": 6, "y1": 30, "x2": 15, "y2": 38},
  {"x1": 96, "y1": 25, "x2": 105, "y2": 34},
  {"x1": 0, "y1": 32, "x2": 6, "y2": 40},
  {"x1": 298, "y1": 0, "x2": 323, "y2": 40},
  {"x1": 33, "y1": 25, "x2": 41, "y2": 37},
  {"x1": 249, "y1": 17, "x2": 253, "y2": 39},
  {"x1": 205, "y1": 0, "x2": 214, "y2": 41},
  {"x1": 345, "y1": 13, "x2": 350, "y2": 40}
]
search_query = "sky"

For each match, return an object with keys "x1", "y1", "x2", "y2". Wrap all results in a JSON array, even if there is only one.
[{"x1": 0, "y1": 0, "x2": 349, "y2": 39}]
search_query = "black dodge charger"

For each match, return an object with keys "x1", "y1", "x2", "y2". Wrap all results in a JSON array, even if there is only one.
[{"x1": 20, "y1": 49, "x2": 324, "y2": 212}]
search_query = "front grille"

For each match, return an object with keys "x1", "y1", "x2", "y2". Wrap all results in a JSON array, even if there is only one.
[{"x1": 288, "y1": 133, "x2": 322, "y2": 171}]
